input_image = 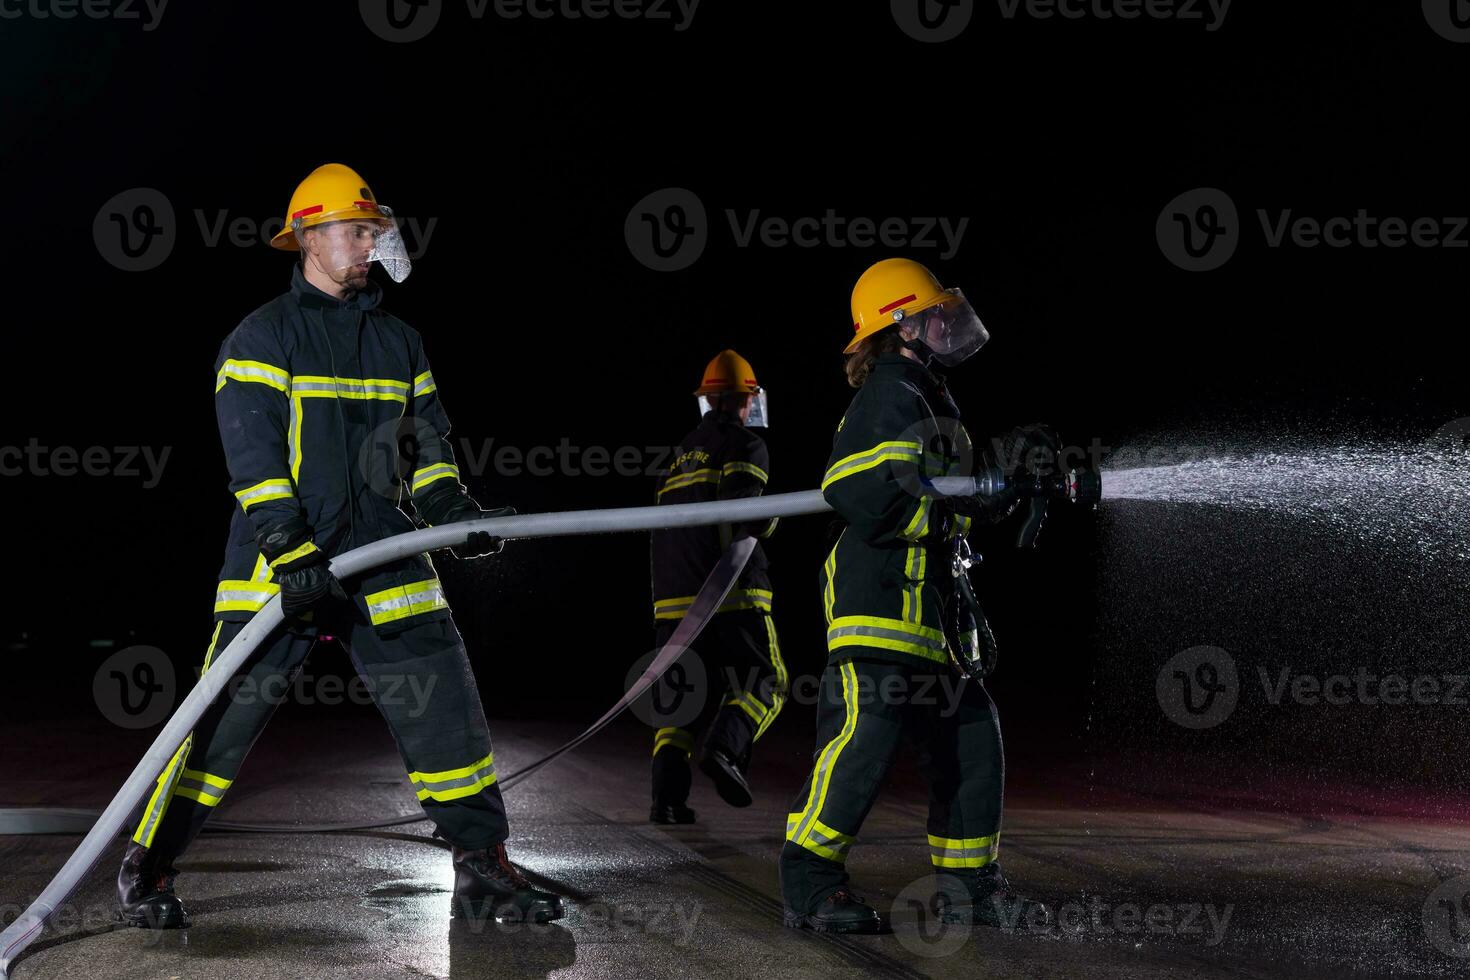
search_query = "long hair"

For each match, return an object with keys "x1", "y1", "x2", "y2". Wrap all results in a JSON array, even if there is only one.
[{"x1": 843, "y1": 324, "x2": 904, "y2": 388}]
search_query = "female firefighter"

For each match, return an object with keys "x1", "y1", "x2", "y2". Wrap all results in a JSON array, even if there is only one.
[{"x1": 779, "y1": 258, "x2": 1051, "y2": 934}]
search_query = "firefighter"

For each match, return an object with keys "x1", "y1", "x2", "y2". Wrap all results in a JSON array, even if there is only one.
[
  {"x1": 116, "y1": 164, "x2": 563, "y2": 929},
  {"x1": 647, "y1": 351, "x2": 788, "y2": 824},
  {"x1": 779, "y1": 258, "x2": 1051, "y2": 934}
]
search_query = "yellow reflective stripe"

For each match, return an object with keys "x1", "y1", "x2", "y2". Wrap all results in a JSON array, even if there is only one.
[
  {"x1": 928, "y1": 831, "x2": 1000, "y2": 868},
  {"x1": 820, "y1": 440, "x2": 922, "y2": 491},
  {"x1": 234, "y1": 477, "x2": 295, "y2": 511},
  {"x1": 652, "y1": 727, "x2": 694, "y2": 757},
  {"x1": 653, "y1": 588, "x2": 773, "y2": 620},
  {"x1": 291, "y1": 375, "x2": 410, "y2": 402},
  {"x1": 822, "y1": 543, "x2": 838, "y2": 625},
  {"x1": 133, "y1": 736, "x2": 192, "y2": 846},
  {"x1": 410, "y1": 462, "x2": 460, "y2": 494},
  {"x1": 200, "y1": 621, "x2": 225, "y2": 676},
  {"x1": 413, "y1": 369, "x2": 437, "y2": 397},
  {"x1": 728, "y1": 693, "x2": 767, "y2": 727},
  {"x1": 180, "y1": 768, "x2": 232, "y2": 790},
  {"x1": 901, "y1": 545, "x2": 926, "y2": 624},
  {"x1": 827, "y1": 615, "x2": 947, "y2": 663},
  {"x1": 757, "y1": 615, "x2": 787, "y2": 741},
  {"x1": 956, "y1": 513, "x2": 973, "y2": 536},
  {"x1": 721, "y1": 460, "x2": 769, "y2": 483},
  {"x1": 899, "y1": 496, "x2": 932, "y2": 542},
  {"x1": 757, "y1": 516, "x2": 780, "y2": 539},
  {"x1": 788, "y1": 661, "x2": 859, "y2": 849},
  {"x1": 268, "y1": 540, "x2": 319, "y2": 568},
  {"x1": 659, "y1": 467, "x2": 721, "y2": 496},
  {"x1": 216, "y1": 358, "x2": 290, "y2": 394},
  {"x1": 364, "y1": 578, "x2": 448, "y2": 626},
  {"x1": 250, "y1": 552, "x2": 273, "y2": 583},
  {"x1": 215, "y1": 579, "x2": 281, "y2": 614},
  {"x1": 289, "y1": 393, "x2": 304, "y2": 483},
  {"x1": 409, "y1": 752, "x2": 497, "y2": 802}
]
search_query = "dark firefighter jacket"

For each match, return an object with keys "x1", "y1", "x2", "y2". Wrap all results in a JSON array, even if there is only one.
[
  {"x1": 650, "y1": 410, "x2": 777, "y2": 623},
  {"x1": 819, "y1": 353, "x2": 977, "y2": 668},
  {"x1": 212, "y1": 264, "x2": 473, "y2": 635}
]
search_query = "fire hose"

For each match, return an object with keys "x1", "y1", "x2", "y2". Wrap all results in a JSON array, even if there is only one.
[{"x1": 0, "y1": 470, "x2": 1097, "y2": 974}]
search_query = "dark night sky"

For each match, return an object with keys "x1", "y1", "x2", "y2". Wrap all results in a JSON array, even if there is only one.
[{"x1": 1, "y1": 2, "x2": 1464, "y2": 730}]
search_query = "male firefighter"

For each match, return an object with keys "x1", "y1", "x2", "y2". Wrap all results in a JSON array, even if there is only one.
[
  {"x1": 779, "y1": 258, "x2": 1051, "y2": 933},
  {"x1": 116, "y1": 164, "x2": 564, "y2": 928},
  {"x1": 647, "y1": 351, "x2": 788, "y2": 824}
]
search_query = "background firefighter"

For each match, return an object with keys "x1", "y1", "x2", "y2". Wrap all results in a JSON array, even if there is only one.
[
  {"x1": 646, "y1": 350, "x2": 789, "y2": 824},
  {"x1": 778, "y1": 258, "x2": 1052, "y2": 934},
  {"x1": 115, "y1": 164, "x2": 564, "y2": 930}
]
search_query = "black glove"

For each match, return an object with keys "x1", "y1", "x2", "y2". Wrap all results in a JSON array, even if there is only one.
[
  {"x1": 999, "y1": 423, "x2": 1060, "y2": 479},
  {"x1": 417, "y1": 485, "x2": 513, "y2": 559},
  {"x1": 256, "y1": 515, "x2": 347, "y2": 619},
  {"x1": 275, "y1": 554, "x2": 350, "y2": 618}
]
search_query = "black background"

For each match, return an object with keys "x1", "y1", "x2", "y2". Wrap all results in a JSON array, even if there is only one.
[{"x1": 2, "y1": 2, "x2": 1465, "y2": 783}]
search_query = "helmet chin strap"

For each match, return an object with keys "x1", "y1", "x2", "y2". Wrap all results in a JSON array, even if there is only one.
[{"x1": 901, "y1": 335, "x2": 937, "y2": 366}]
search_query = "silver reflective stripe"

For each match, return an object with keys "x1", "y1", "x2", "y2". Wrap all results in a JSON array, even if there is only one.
[
  {"x1": 292, "y1": 379, "x2": 408, "y2": 398},
  {"x1": 367, "y1": 583, "x2": 446, "y2": 619},
  {"x1": 217, "y1": 587, "x2": 275, "y2": 604},
  {"x1": 413, "y1": 373, "x2": 436, "y2": 396},
  {"x1": 411, "y1": 764, "x2": 496, "y2": 796},
  {"x1": 826, "y1": 623, "x2": 945, "y2": 653},
  {"x1": 176, "y1": 775, "x2": 225, "y2": 804},
  {"x1": 236, "y1": 480, "x2": 292, "y2": 506}
]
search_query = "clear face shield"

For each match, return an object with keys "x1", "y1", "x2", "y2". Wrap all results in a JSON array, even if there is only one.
[
  {"x1": 297, "y1": 207, "x2": 412, "y2": 286},
  {"x1": 904, "y1": 288, "x2": 989, "y2": 366},
  {"x1": 696, "y1": 389, "x2": 769, "y2": 427}
]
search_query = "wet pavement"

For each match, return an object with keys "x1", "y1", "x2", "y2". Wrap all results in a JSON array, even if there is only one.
[{"x1": 5, "y1": 709, "x2": 1470, "y2": 979}]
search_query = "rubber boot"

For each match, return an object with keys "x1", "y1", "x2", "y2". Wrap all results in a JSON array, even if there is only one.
[
  {"x1": 940, "y1": 863, "x2": 1052, "y2": 931},
  {"x1": 698, "y1": 745, "x2": 752, "y2": 808},
  {"x1": 451, "y1": 843, "x2": 565, "y2": 924},
  {"x1": 782, "y1": 887, "x2": 886, "y2": 934},
  {"x1": 651, "y1": 744, "x2": 695, "y2": 824},
  {"x1": 649, "y1": 803, "x2": 697, "y2": 825},
  {"x1": 116, "y1": 840, "x2": 190, "y2": 929}
]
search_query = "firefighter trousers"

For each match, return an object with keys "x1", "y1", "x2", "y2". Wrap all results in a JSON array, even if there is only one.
[
  {"x1": 649, "y1": 609, "x2": 789, "y2": 806},
  {"x1": 779, "y1": 657, "x2": 1004, "y2": 914},
  {"x1": 131, "y1": 609, "x2": 508, "y2": 860}
]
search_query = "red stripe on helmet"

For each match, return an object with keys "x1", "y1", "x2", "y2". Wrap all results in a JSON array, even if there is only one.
[
  {"x1": 291, "y1": 204, "x2": 325, "y2": 220},
  {"x1": 354, "y1": 200, "x2": 382, "y2": 212},
  {"x1": 877, "y1": 294, "x2": 918, "y2": 315}
]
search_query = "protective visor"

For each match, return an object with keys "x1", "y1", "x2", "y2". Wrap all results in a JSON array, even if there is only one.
[
  {"x1": 697, "y1": 388, "x2": 768, "y2": 428},
  {"x1": 907, "y1": 288, "x2": 989, "y2": 366},
  {"x1": 296, "y1": 206, "x2": 412, "y2": 284}
]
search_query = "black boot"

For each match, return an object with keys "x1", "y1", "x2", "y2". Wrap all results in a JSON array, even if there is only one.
[
  {"x1": 940, "y1": 864, "x2": 1052, "y2": 931},
  {"x1": 452, "y1": 843, "x2": 565, "y2": 924},
  {"x1": 649, "y1": 803, "x2": 697, "y2": 825},
  {"x1": 116, "y1": 840, "x2": 190, "y2": 929},
  {"x1": 783, "y1": 887, "x2": 887, "y2": 934},
  {"x1": 698, "y1": 745, "x2": 752, "y2": 808}
]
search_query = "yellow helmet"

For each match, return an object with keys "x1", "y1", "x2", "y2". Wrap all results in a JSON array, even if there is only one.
[
  {"x1": 270, "y1": 163, "x2": 391, "y2": 251},
  {"x1": 693, "y1": 350, "x2": 768, "y2": 427},
  {"x1": 847, "y1": 257, "x2": 952, "y2": 353},
  {"x1": 693, "y1": 349, "x2": 759, "y2": 395}
]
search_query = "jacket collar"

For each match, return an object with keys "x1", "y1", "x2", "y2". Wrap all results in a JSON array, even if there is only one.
[
  {"x1": 872, "y1": 351, "x2": 943, "y2": 389},
  {"x1": 290, "y1": 262, "x2": 383, "y2": 312}
]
